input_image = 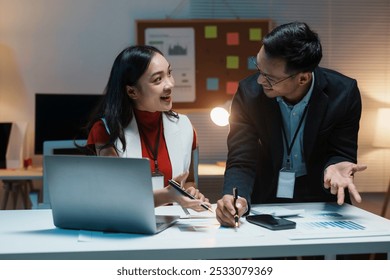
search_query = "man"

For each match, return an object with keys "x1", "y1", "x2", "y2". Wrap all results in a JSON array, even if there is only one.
[{"x1": 216, "y1": 21, "x2": 367, "y2": 227}]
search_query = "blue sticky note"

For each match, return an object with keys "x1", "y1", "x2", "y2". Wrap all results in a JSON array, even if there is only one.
[
  {"x1": 207, "y1": 78, "x2": 219, "y2": 91},
  {"x1": 248, "y1": 57, "x2": 257, "y2": 70}
]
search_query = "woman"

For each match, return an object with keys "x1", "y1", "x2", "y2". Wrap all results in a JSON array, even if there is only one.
[{"x1": 85, "y1": 45, "x2": 210, "y2": 211}]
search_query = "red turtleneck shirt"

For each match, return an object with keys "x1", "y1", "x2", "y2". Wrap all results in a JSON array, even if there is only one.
[{"x1": 87, "y1": 110, "x2": 197, "y2": 186}]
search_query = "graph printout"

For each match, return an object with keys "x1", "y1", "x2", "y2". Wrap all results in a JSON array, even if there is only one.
[
  {"x1": 286, "y1": 211, "x2": 390, "y2": 240},
  {"x1": 145, "y1": 28, "x2": 196, "y2": 102}
]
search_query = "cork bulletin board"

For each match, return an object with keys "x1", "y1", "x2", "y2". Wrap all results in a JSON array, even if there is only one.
[{"x1": 137, "y1": 19, "x2": 272, "y2": 109}]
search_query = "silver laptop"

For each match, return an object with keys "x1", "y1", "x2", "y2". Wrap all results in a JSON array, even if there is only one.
[{"x1": 44, "y1": 155, "x2": 179, "y2": 234}]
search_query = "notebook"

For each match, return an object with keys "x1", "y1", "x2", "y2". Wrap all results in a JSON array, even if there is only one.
[{"x1": 44, "y1": 155, "x2": 180, "y2": 234}]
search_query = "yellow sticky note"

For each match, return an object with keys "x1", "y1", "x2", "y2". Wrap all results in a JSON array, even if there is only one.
[
  {"x1": 249, "y1": 28, "x2": 262, "y2": 41},
  {"x1": 205, "y1": 25, "x2": 217, "y2": 38},
  {"x1": 226, "y1": 56, "x2": 239, "y2": 69}
]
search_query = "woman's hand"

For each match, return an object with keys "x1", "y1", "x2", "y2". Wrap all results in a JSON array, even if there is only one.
[{"x1": 168, "y1": 172, "x2": 211, "y2": 212}]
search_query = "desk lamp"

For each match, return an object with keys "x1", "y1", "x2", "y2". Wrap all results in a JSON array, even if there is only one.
[
  {"x1": 373, "y1": 108, "x2": 390, "y2": 217},
  {"x1": 210, "y1": 100, "x2": 231, "y2": 127}
]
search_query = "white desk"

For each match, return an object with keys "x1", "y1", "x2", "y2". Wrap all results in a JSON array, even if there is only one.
[
  {"x1": 0, "y1": 167, "x2": 43, "y2": 180},
  {"x1": 0, "y1": 168, "x2": 43, "y2": 209},
  {"x1": 198, "y1": 163, "x2": 225, "y2": 176},
  {"x1": 0, "y1": 165, "x2": 220, "y2": 179},
  {"x1": 1, "y1": 202, "x2": 390, "y2": 260}
]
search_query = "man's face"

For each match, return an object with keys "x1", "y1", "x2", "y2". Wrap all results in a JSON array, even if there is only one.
[{"x1": 255, "y1": 46, "x2": 303, "y2": 103}]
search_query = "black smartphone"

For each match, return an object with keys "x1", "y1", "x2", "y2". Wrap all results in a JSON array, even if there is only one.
[{"x1": 246, "y1": 214, "x2": 296, "y2": 230}]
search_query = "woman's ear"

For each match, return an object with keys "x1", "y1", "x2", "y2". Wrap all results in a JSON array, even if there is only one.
[{"x1": 126, "y1": 85, "x2": 138, "y2": 99}]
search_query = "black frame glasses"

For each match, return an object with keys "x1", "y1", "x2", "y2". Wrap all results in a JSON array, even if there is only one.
[{"x1": 250, "y1": 56, "x2": 296, "y2": 88}]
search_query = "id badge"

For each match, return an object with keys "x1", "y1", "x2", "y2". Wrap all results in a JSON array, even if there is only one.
[
  {"x1": 276, "y1": 168, "x2": 296, "y2": 199},
  {"x1": 152, "y1": 172, "x2": 164, "y2": 191}
]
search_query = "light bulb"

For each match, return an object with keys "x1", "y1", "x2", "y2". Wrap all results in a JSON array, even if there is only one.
[{"x1": 210, "y1": 106, "x2": 230, "y2": 126}]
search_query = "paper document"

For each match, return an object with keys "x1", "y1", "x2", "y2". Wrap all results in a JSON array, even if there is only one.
[
  {"x1": 251, "y1": 206, "x2": 305, "y2": 217},
  {"x1": 286, "y1": 211, "x2": 390, "y2": 240}
]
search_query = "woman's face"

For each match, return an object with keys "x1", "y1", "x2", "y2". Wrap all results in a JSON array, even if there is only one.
[{"x1": 128, "y1": 53, "x2": 175, "y2": 112}]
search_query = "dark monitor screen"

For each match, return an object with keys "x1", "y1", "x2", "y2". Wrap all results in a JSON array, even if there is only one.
[
  {"x1": 0, "y1": 122, "x2": 12, "y2": 168},
  {"x1": 34, "y1": 93, "x2": 102, "y2": 154}
]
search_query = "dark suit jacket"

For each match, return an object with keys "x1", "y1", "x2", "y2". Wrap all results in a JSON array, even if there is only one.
[{"x1": 223, "y1": 67, "x2": 362, "y2": 205}]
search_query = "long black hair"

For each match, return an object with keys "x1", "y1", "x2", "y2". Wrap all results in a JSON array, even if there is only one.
[{"x1": 83, "y1": 45, "x2": 177, "y2": 154}]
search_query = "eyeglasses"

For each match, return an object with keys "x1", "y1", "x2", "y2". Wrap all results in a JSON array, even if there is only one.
[{"x1": 250, "y1": 56, "x2": 296, "y2": 88}]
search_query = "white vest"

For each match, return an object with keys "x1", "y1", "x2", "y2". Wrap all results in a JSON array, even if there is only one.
[{"x1": 116, "y1": 113, "x2": 193, "y2": 177}]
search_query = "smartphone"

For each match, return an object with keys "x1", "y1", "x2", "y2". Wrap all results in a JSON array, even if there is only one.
[{"x1": 246, "y1": 214, "x2": 296, "y2": 230}]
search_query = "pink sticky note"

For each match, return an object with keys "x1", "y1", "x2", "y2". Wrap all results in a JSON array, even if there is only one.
[
  {"x1": 226, "y1": 81, "x2": 238, "y2": 94},
  {"x1": 227, "y1": 32, "x2": 239, "y2": 45}
]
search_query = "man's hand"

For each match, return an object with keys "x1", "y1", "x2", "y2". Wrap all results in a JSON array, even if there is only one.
[
  {"x1": 324, "y1": 161, "x2": 367, "y2": 205},
  {"x1": 216, "y1": 194, "x2": 248, "y2": 227}
]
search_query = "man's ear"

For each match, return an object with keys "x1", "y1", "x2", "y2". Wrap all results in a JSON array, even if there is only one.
[
  {"x1": 298, "y1": 72, "x2": 312, "y2": 86},
  {"x1": 126, "y1": 85, "x2": 138, "y2": 99}
]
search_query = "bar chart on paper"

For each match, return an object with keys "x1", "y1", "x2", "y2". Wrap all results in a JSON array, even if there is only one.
[
  {"x1": 301, "y1": 212, "x2": 365, "y2": 230},
  {"x1": 301, "y1": 220, "x2": 365, "y2": 231},
  {"x1": 286, "y1": 211, "x2": 390, "y2": 240}
]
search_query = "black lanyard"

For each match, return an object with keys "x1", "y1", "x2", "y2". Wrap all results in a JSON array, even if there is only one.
[
  {"x1": 280, "y1": 105, "x2": 308, "y2": 170},
  {"x1": 139, "y1": 116, "x2": 162, "y2": 172}
]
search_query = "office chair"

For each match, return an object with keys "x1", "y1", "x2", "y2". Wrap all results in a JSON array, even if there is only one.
[
  {"x1": 41, "y1": 139, "x2": 86, "y2": 208},
  {"x1": 192, "y1": 145, "x2": 199, "y2": 187}
]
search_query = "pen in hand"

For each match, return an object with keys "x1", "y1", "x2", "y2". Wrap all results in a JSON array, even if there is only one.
[
  {"x1": 233, "y1": 187, "x2": 239, "y2": 228},
  {"x1": 168, "y1": 179, "x2": 214, "y2": 213}
]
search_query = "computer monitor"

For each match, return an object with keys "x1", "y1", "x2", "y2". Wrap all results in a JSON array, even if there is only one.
[
  {"x1": 0, "y1": 122, "x2": 12, "y2": 168},
  {"x1": 34, "y1": 93, "x2": 102, "y2": 155}
]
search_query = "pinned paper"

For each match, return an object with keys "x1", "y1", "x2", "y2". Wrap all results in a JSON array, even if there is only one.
[
  {"x1": 227, "y1": 32, "x2": 239, "y2": 45},
  {"x1": 226, "y1": 56, "x2": 239, "y2": 69},
  {"x1": 207, "y1": 78, "x2": 219, "y2": 90},
  {"x1": 249, "y1": 28, "x2": 262, "y2": 41},
  {"x1": 205, "y1": 25, "x2": 217, "y2": 38},
  {"x1": 226, "y1": 81, "x2": 238, "y2": 94}
]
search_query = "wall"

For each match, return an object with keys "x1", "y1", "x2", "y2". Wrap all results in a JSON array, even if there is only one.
[
  {"x1": 0, "y1": 0, "x2": 190, "y2": 162},
  {"x1": 189, "y1": 0, "x2": 390, "y2": 192},
  {"x1": 1, "y1": 0, "x2": 389, "y2": 192}
]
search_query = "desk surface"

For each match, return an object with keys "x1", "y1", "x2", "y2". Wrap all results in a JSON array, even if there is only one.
[
  {"x1": 1, "y1": 202, "x2": 390, "y2": 260},
  {"x1": 198, "y1": 163, "x2": 225, "y2": 176},
  {"x1": 0, "y1": 168, "x2": 43, "y2": 180},
  {"x1": 0, "y1": 164, "x2": 222, "y2": 178}
]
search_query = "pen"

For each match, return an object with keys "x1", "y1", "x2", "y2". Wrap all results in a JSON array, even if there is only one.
[
  {"x1": 168, "y1": 179, "x2": 214, "y2": 213},
  {"x1": 233, "y1": 187, "x2": 239, "y2": 228}
]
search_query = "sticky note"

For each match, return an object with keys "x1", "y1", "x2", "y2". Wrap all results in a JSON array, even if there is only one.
[
  {"x1": 226, "y1": 56, "x2": 239, "y2": 69},
  {"x1": 207, "y1": 78, "x2": 219, "y2": 91},
  {"x1": 227, "y1": 32, "x2": 239, "y2": 45},
  {"x1": 248, "y1": 57, "x2": 257, "y2": 70},
  {"x1": 226, "y1": 81, "x2": 238, "y2": 94},
  {"x1": 249, "y1": 28, "x2": 262, "y2": 41},
  {"x1": 205, "y1": 26, "x2": 217, "y2": 38}
]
